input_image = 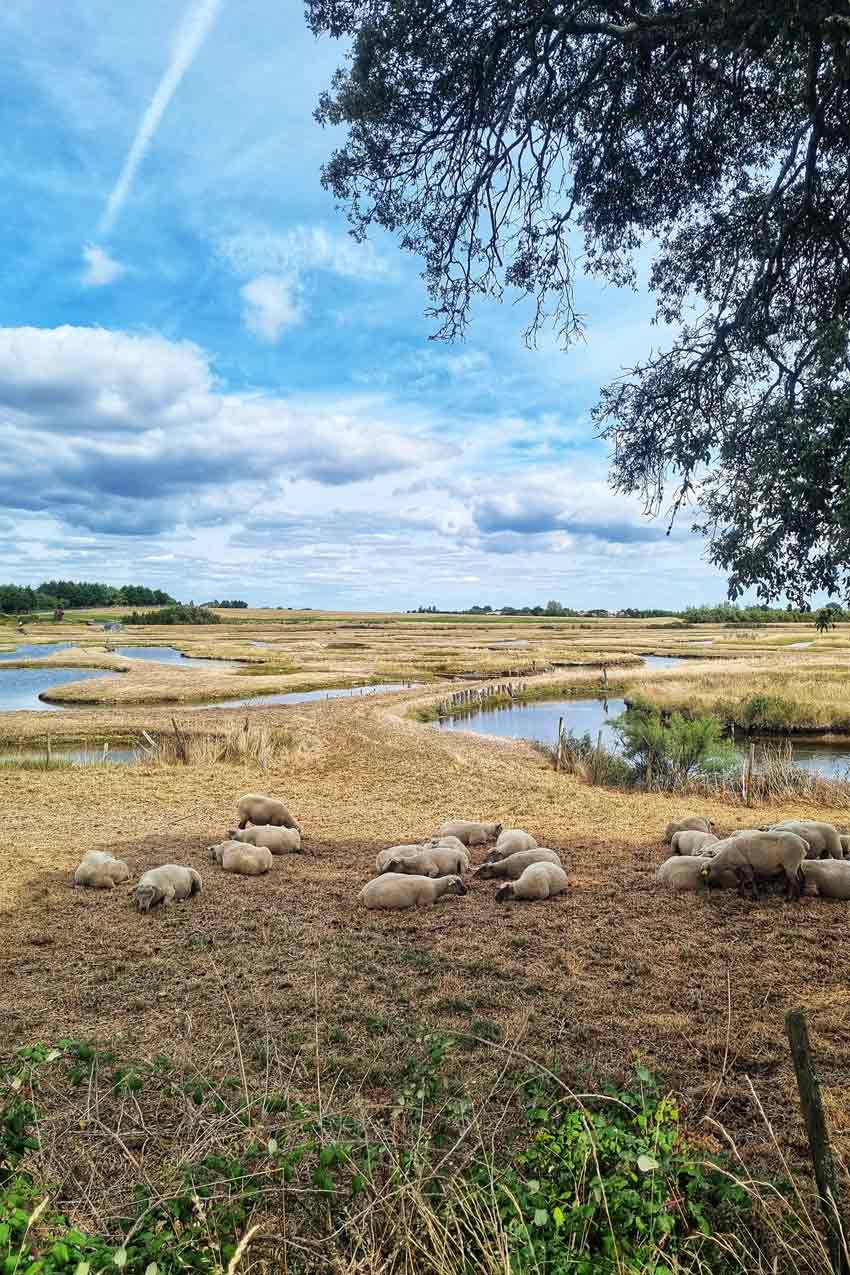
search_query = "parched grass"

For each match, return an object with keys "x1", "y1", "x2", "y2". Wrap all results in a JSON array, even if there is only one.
[
  {"x1": 633, "y1": 665, "x2": 850, "y2": 732},
  {"x1": 136, "y1": 717, "x2": 290, "y2": 767}
]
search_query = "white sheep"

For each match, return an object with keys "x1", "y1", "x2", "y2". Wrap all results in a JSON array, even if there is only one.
[
  {"x1": 801, "y1": 860, "x2": 850, "y2": 900},
  {"x1": 475, "y1": 848, "x2": 561, "y2": 880},
  {"x1": 669, "y1": 830, "x2": 719, "y2": 856},
  {"x1": 375, "y1": 844, "x2": 428, "y2": 872},
  {"x1": 768, "y1": 820, "x2": 844, "y2": 860},
  {"x1": 437, "y1": 819, "x2": 502, "y2": 847},
  {"x1": 133, "y1": 864, "x2": 203, "y2": 912},
  {"x1": 495, "y1": 862, "x2": 567, "y2": 903},
  {"x1": 229, "y1": 825, "x2": 301, "y2": 854},
  {"x1": 700, "y1": 831, "x2": 808, "y2": 900},
  {"x1": 487, "y1": 828, "x2": 538, "y2": 860},
  {"x1": 236, "y1": 793, "x2": 301, "y2": 831},
  {"x1": 424, "y1": 834, "x2": 467, "y2": 852},
  {"x1": 359, "y1": 873, "x2": 467, "y2": 911},
  {"x1": 73, "y1": 850, "x2": 130, "y2": 890},
  {"x1": 664, "y1": 816, "x2": 714, "y2": 843},
  {"x1": 841, "y1": 835, "x2": 850, "y2": 857},
  {"x1": 656, "y1": 855, "x2": 737, "y2": 892},
  {"x1": 380, "y1": 845, "x2": 470, "y2": 877},
  {"x1": 210, "y1": 840, "x2": 273, "y2": 876}
]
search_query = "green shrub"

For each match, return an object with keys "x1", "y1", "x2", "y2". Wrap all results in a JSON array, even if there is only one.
[
  {"x1": 612, "y1": 706, "x2": 737, "y2": 790},
  {"x1": 737, "y1": 694, "x2": 805, "y2": 731}
]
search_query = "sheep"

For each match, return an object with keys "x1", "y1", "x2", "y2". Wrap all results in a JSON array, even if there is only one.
[
  {"x1": 487, "y1": 828, "x2": 538, "y2": 860},
  {"x1": 381, "y1": 845, "x2": 470, "y2": 877},
  {"x1": 437, "y1": 819, "x2": 502, "y2": 847},
  {"x1": 664, "y1": 816, "x2": 714, "y2": 843},
  {"x1": 133, "y1": 864, "x2": 203, "y2": 913},
  {"x1": 359, "y1": 873, "x2": 467, "y2": 911},
  {"x1": 768, "y1": 820, "x2": 844, "y2": 861},
  {"x1": 425, "y1": 834, "x2": 467, "y2": 852},
  {"x1": 229, "y1": 825, "x2": 301, "y2": 854},
  {"x1": 801, "y1": 860, "x2": 850, "y2": 900},
  {"x1": 842, "y1": 835, "x2": 850, "y2": 857},
  {"x1": 700, "y1": 831, "x2": 808, "y2": 901},
  {"x1": 496, "y1": 862, "x2": 567, "y2": 903},
  {"x1": 375, "y1": 844, "x2": 428, "y2": 872},
  {"x1": 73, "y1": 850, "x2": 130, "y2": 890},
  {"x1": 669, "y1": 830, "x2": 719, "y2": 856},
  {"x1": 236, "y1": 793, "x2": 300, "y2": 831},
  {"x1": 656, "y1": 855, "x2": 737, "y2": 891},
  {"x1": 210, "y1": 840, "x2": 273, "y2": 876},
  {"x1": 475, "y1": 848, "x2": 561, "y2": 880}
]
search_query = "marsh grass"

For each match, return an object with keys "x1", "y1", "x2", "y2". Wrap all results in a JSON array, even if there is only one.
[
  {"x1": 635, "y1": 665, "x2": 850, "y2": 732},
  {"x1": 136, "y1": 717, "x2": 289, "y2": 768}
]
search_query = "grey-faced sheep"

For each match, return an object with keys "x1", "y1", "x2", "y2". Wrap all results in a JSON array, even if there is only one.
[
  {"x1": 475, "y1": 848, "x2": 561, "y2": 880},
  {"x1": 801, "y1": 860, "x2": 850, "y2": 899},
  {"x1": 382, "y1": 845, "x2": 470, "y2": 877},
  {"x1": 437, "y1": 819, "x2": 502, "y2": 847},
  {"x1": 133, "y1": 864, "x2": 203, "y2": 913},
  {"x1": 656, "y1": 855, "x2": 737, "y2": 891},
  {"x1": 768, "y1": 820, "x2": 844, "y2": 860},
  {"x1": 700, "y1": 831, "x2": 808, "y2": 901},
  {"x1": 210, "y1": 841, "x2": 273, "y2": 876},
  {"x1": 487, "y1": 828, "x2": 538, "y2": 859},
  {"x1": 229, "y1": 825, "x2": 301, "y2": 854},
  {"x1": 375, "y1": 844, "x2": 427, "y2": 872},
  {"x1": 73, "y1": 850, "x2": 130, "y2": 890},
  {"x1": 236, "y1": 793, "x2": 300, "y2": 831},
  {"x1": 669, "y1": 830, "x2": 719, "y2": 856},
  {"x1": 359, "y1": 873, "x2": 467, "y2": 911},
  {"x1": 664, "y1": 816, "x2": 714, "y2": 843},
  {"x1": 496, "y1": 862, "x2": 567, "y2": 903}
]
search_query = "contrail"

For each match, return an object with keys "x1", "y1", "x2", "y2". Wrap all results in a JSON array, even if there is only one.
[{"x1": 99, "y1": 0, "x2": 224, "y2": 235}]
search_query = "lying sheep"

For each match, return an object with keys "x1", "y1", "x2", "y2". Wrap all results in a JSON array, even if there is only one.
[
  {"x1": 801, "y1": 860, "x2": 850, "y2": 900},
  {"x1": 656, "y1": 855, "x2": 737, "y2": 892},
  {"x1": 437, "y1": 819, "x2": 502, "y2": 847},
  {"x1": 475, "y1": 848, "x2": 561, "y2": 880},
  {"x1": 670, "y1": 830, "x2": 719, "y2": 856},
  {"x1": 700, "y1": 831, "x2": 808, "y2": 901},
  {"x1": 229, "y1": 825, "x2": 301, "y2": 854},
  {"x1": 237, "y1": 793, "x2": 300, "y2": 831},
  {"x1": 496, "y1": 862, "x2": 567, "y2": 903},
  {"x1": 133, "y1": 864, "x2": 203, "y2": 913},
  {"x1": 375, "y1": 843, "x2": 426, "y2": 872},
  {"x1": 381, "y1": 845, "x2": 470, "y2": 877},
  {"x1": 768, "y1": 820, "x2": 844, "y2": 860},
  {"x1": 425, "y1": 834, "x2": 467, "y2": 852},
  {"x1": 359, "y1": 873, "x2": 467, "y2": 911},
  {"x1": 487, "y1": 828, "x2": 538, "y2": 859},
  {"x1": 73, "y1": 850, "x2": 130, "y2": 889},
  {"x1": 842, "y1": 835, "x2": 850, "y2": 857},
  {"x1": 664, "y1": 816, "x2": 714, "y2": 843},
  {"x1": 210, "y1": 840, "x2": 273, "y2": 876}
]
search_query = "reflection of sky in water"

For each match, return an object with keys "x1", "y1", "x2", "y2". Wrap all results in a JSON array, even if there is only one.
[{"x1": 0, "y1": 667, "x2": 117, "y2": 711}]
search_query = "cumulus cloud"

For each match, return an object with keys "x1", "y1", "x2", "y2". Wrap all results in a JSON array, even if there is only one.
[
  {"x1": 81, "y1": 244, "x2": 127, "y2": 287},
  {"x1": 240, "y1": 274, "x2": 301, "y2": 342}
]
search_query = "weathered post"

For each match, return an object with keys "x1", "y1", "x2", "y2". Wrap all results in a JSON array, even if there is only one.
[
  {"x1": 747, "y1": 743, "x2": 756, "y2": 805},
  {"x1": 785, "y1": 1010, "x2": 849, "y2": 1275},
  {"x1": 555, "y1": 716, "x2": 564, "y2": 771}
]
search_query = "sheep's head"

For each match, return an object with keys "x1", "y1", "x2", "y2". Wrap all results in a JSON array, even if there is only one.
[
  {"x1": 493, "y1": 823, "x2": 503, "y2": 838},
  {"x1": 446, "y1": 875, "x2": 467, "y2": 896},
  {"x1": 474, "y1": 863, "x2": 497, "y2": 879},
  {"x1": 133, "y1": 885, "x2": 161, "y2": 913},
  {"x1": 495, "y1": 882, "x2": 514, "y2": 904},
  {"x1": 227, "y1": 828, "x2": 243, "y2": 840}
]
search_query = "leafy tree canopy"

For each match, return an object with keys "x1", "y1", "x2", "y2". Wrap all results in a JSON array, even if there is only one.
[{"x1": 308, "y1": 0, "x2": 850, "y2": 604}]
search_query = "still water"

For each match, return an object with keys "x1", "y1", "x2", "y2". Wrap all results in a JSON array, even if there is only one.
[
  {"x1": 189, "y1": 682, "x2": 418, "y2": 710},
  {"x1": 0, "y1": 667, "x2": 117, "y2": 711},
  {"x1": 0, "y1": 642, "x2": 79, "y2": 661},
  {"x1": 114, "y1": 646, "x2": 236, "y2": 669}
]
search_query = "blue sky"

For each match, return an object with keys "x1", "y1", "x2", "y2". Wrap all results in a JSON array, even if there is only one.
[{"x1": 0, "y1": 0, "x2": 736, "y2": 610}]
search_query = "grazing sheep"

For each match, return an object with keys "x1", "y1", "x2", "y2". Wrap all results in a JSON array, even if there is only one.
[
  {"x1": 437, "y1": 819, "x2": 502, "y2": 847},
  {"x1": 425, "y1": 834, "x2": 467, "y2": 852},
  {"x1": 841, "y1": 835, "x2": 850, "y2": 857},
  {"x1": 236, "y1": 793, "x2": 300, "y2": 831},
  {"x1": 488, "y1": 828, "x2": 538, "y2": 859},
  {"x1": 229, "y1": 825, "x2": 301, "y2": 854},
  {"x1": 664, "y1": 816, "x2": 714, "y2": 843},
  {"x1": 133, "y1": 864, "x2": 202, "y2": 913},
  {"x1": 496, "y1": 862, "x2": 567, "y2": 903},
  {"x1": 656, "y1": 855, "x2": 736, "y2": 891},
  {"x1": 670, "y1": 830, "x2": 719, "y2": 856},
  {"x1": 73, "y1": 850, "x2": 130, "y2": 890},
  {"x1": 375, "y1": 844, "x2": 427, "y2": 872},
  {"x1": 768, "y1": 820, "x2": 844, "y2": 860},
  {"x1": 475, "y1": 848, "x2": 561, "y2": 880},
  {"x1": 359, "y1": 873, "x2": 467, "y2": 911},
  {"x1": 700, "y1": 831, "x2": 808, "y2": 900},
  {"x1": 801, "y1": 860, "x2": 850, "y2": 900},
  {"x1": 381, "y1": 845, "x2": 470, "y2": 877},
  {"x1": 210, "y1": 841, "x2": 273, "y2": 876}
]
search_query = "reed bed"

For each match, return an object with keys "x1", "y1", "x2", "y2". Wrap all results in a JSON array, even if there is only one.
[{"x1": 135, "y1": 717, "x2": 288, "y2": 768}]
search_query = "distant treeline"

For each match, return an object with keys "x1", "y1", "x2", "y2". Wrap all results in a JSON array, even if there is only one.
[
  {"x1": 202, "y1": 599, "x2": 248, "y2": 609},
  {"x1": 414, "y1": 601, "x2": 844, "y2": 622},
  {"x1": 123, "y1": 604, "x2": 220, "y2": 626},
  {"x1": 0, "y1": 580, "x2": 177, "y2": 614}
]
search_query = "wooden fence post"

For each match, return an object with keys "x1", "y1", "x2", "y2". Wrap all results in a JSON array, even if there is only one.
[
  {"x1": 46, "y1": 733, "x2": 52, "y2": 766},
  {"x1": 171, "y1": 716, "x2": 188, "y2": 764},
  {"x1": 555, "y1": 717, "x2": 564, "y2": 771},
  {"x1": 785, "y1": 1009, "x2": 849, "y2": 1275},
  {"x1": 747, "y1": 743, "x2": 756, "y2": 806}
]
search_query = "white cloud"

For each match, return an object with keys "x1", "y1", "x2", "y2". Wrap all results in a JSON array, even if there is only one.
[
  {"x1": 220, "y1": 225, "x2": 389, "y2": 282},
  {"x1": 240, "y1": 274, "x2": 301, "y2": 342},
  {"x1": 81, "y1": 243, "x2": 127, "y2": 288}
]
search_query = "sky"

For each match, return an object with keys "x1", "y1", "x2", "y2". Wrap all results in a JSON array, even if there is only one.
[{"x1": 0, "y1": 0, "x2": 738, "y2": 611}]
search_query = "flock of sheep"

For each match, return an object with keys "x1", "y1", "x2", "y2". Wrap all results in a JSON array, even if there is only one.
[
  {"x1": 70, "y1": 796, "x2": 567, "y2": 912},
  {"x1": 657, "y1": 815, "x2": 850, "y2": 901},
  {"x1": 70, "y1": 791, "x2": 850, "y2": 913}
]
